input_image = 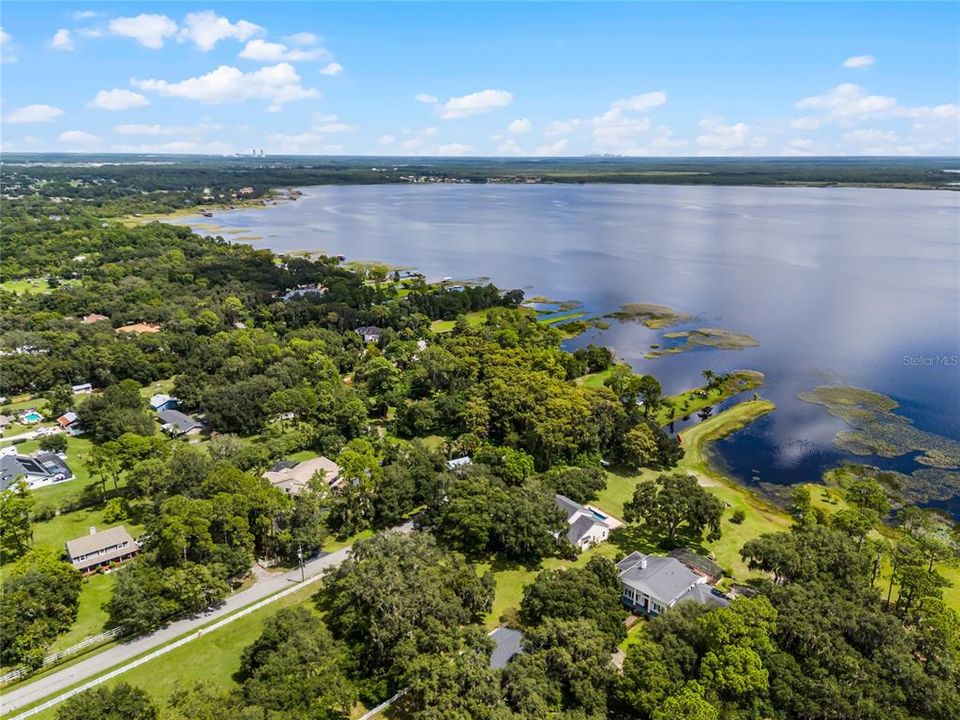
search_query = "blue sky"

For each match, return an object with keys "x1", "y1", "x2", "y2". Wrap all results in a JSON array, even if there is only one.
[{"x1": 1, "y1": 2, "x2": 958, "y2": 156}]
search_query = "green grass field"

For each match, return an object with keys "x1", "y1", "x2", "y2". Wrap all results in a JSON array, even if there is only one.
[
  {"x1": 49, "y1": 573, "x2": 116, "y2": 652},
  {"x1": 430, "y1": 309, "x2": 493, "y2": 333}
]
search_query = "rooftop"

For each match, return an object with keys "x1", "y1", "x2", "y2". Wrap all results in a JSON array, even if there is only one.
[{"x1": 617, "y1": 551, "x2": 701, "y2": 605}]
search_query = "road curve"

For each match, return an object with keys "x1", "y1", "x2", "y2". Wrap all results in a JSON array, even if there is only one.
[{"x1": 0, "y1": 523, "x2": 412, "y2": 717}]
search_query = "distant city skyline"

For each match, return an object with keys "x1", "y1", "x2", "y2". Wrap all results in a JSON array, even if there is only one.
[{"x1": 1, "y1": 2, "x2": 958, "y2": 156}]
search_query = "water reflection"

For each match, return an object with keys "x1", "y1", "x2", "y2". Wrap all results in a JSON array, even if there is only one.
[{"x1": 172, "y1": 184, "x2": 960, "y2": 512}]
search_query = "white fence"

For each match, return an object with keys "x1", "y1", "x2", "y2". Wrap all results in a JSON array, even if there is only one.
[
  {"x1": 0, "y1": 627, "x2": 126, "y2": 685},
  {"x1": 6, "y1": 572, "x2": 327, "y2": 720}
]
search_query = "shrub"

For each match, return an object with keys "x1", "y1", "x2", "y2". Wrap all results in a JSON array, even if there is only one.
[{"x1": 730, "y1": 508, "x2": 746, "y2": 524}]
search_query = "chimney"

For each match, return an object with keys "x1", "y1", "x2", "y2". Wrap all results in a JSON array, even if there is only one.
[
  {"x1": 639, "y1": 555, "x2": 647, "y2": 569},
  {"x1": 89, "y1": 526, "x2": 97, "y2": 535}
]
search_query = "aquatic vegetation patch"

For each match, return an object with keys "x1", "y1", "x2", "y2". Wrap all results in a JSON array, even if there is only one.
[
  {"x1": 824, "y1": 462, "x2": 960, "y2": 508},
  {"x1": 605, "y1": 302, "x2": 693, "y2": 329},
  {"x1": 799, "y1": 385, "x2": 960, "y2": 469},
  {"x1": 645, "y1": 328, "x2": 759, "y2": 358}
]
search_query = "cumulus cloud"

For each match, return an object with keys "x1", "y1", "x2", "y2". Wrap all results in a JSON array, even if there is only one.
[
  {"x1": 287, "y1": 32, "x2": 319, "y2": 46},
  {"x1": 507, "y1": 118, "x2": 531, "y2": 134},
  {"x1": 72, "y1": 10, "x2": 99, "y2": 21},
  {"x1": 50, "y1": 29, "x2": 75, "y2": 51},
  {"x1": 4, "y1": 104, "x2": 64, "y2": 124},
  {"x1": 1, "y1": 26, "x2": 18, "y2": 63},
  {"x1": 587, "y1": 91, "x2": 668, "y2": 152},
  {"x1": 110, "y1": 14, "x2": 179, "y2": 49},
  {"x1": 89, "y1": 89, "x2": 150, "y2": 111},
  {"x1": 496, "y1": 138, "x2": 526, "y2": 155},
  {"x1": 399, "y1": 127, "x2": 439, "y2": 152},
  {"x1": 177, "y1": 11, "x2": 261, "y2": 51},
  {"x1": 611, "y1": 91, "x2": 667, "y2": 112},
  {"x1": 239, "y1": 39, "x2": 328, "y2": 62},
  {"x1": 545, "y1": 118, "x2": 581, "y2": 137},
  {"x1": 415, "y1": 93, "x2": 438, "y2": 104},
  {"x1": 319, "y1": 62, "x2": 343, "y2": 76},
  {"x1": 696, "y1": 116, "x2": 765, "y2": 154},
  {"x1": 438, "y1": 89, "x2": 513, "y2": 119},
  {"x1": 59, "y1": 130, "x2": 99, "y2": 144},
  {"x1": 437, "y1": 143, "x2": 472, "y2": 155},
  {"x1": 110, "y1": 140, "x2": 234, "y2": 154},
  {"x1": 133, "y1": 63, "x2": 318, "y2": 112},
  {"x1": 789, "y1": 115, "x2": 822, "y2": 130},
  {"x1": 113, "y1": 122, "x2": 222, "y2": 136},
  {"x1": 843, "y1": 54, "x2": 875, "y2": 68},
  {"x1": 843, "y1": 128, "x2": 899, "y2": 143},
  {"x1": 378, "y1": 134, "x2": 395, "y2": 146},
  {"x1": 796, "y1": 83, "x2": 897, "y2": 118},
  {"x1": 534, "y1": 138, "x2": 568, "y2": 156}
]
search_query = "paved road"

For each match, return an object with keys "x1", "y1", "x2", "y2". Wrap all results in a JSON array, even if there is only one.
[{"x1": 0, "y1": 522, "x2": 412, "y2": 717}]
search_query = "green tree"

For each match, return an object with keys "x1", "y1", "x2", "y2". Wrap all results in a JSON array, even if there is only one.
[
  {"x1": 0, "y1": 479, "x2": 35, "y2": 561},
  {"x1": 622, "y1": 423, "x2": 659, "y2": 468},
  {"x1": 624, "y1": 473, "x2": 723, "y2": 544},
  {"x1": 55, "y1": 683, "x2": 158, "y2": 720}
]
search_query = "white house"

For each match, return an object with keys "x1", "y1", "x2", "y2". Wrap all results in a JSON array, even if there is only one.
[
  {"x1": 445, "y1": 456, "x2": 472, "y2": 471},
  {"x1": 617, "y1": 551, "x2": 729, "y2": 616},
  {"x1": 555, "y1": 494, "x2": 612, "y2": 550},
  {"x1": 71, "y1": 383, "x2": 93, "y2": 394}
]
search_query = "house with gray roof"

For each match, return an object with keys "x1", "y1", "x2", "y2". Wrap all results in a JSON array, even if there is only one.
[
  {"x1": 445, "y1": 456, "x2": 472, "y2": 471},
  {"x1": 65, "y1": 525, "x2": 139, "y2": 574},
  {"x1": 555, "y1": 494, "x2": 613, "y2": 550},
  {"x1": 355, "y1": 326, "x2": 383, "y2": 344},
  {"x1": 157, "y1": 409, "x2": 204, "y2": 437},
  {"x1": 617, "y1": 551, "x2": 729, "y2": 616},
  {"x1": 0, "y1": 450, "x2": 74, "y2": 491}
]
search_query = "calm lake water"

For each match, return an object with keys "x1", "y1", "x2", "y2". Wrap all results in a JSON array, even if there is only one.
[{"x1": 174, "y1": 184, "x2": 960, "y2": 513}]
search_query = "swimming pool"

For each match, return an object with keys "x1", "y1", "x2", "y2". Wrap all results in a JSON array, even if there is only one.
[{"x1": 20, "y1": 410, "x2": 42, "y2": 424}]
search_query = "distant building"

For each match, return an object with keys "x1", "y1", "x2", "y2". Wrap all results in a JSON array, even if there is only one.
[
  {"x1": 445, "y1": 456, "x2": 472, "y2": 471},
  {"x1": 116, "y1": 323, "x2": 161, "y2": 334},
  {"x1": 157, "y1": 409, "x2": 204, "y2": 437},
  {"x1": 71, "y1": 383, "x2": 93, "y2": 394},
  {"x1": 355, "y1": 326, "x2": 383, "y2": 344},
  {"x1": 80, "y1": 313, "x2": 109, "y2": 325},
  {"x1": 263, "y1": 455, "x2": 342, "y2": 495},
  {"x1": 149, "y1": 394, "x2": 179, "y2": 412},
  {"x1": 281, "y1": 284, "x2": 327, "y2": 301},
  {"x1": 57, "y1": 411, "x2": 82, "y2": 436},
  {"x1": 65, "y1": 526, "x2": 139, "y2": 575},
  {"x1": 0, "y1": 450, "x2": 74, "y2": 492},
  {"x1": 617, "y1": 551, "x2": 729, "y2": 617},
  {"x1": 555, "y1": 494, "x2": 613, "y2": 550}
]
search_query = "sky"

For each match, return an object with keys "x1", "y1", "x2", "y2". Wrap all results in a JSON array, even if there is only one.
[{"x1": 1, "y1": 2, "x2": 958, "y2": 157}]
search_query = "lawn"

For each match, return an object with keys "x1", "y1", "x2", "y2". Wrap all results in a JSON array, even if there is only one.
[
  {"x1": 654, "y1": 369, "x2": 764, "y2": 426},
  {"x1": 537, "y1": 311, "x2": 587, "y2": 326},
  {"x1": 430, "y1": 309, "x2": 493, "y2": 333},
  {"x1": 576, "y1": 367, "x2": 616, "y2": 389},
  {"x1": 0, "y1": 278, "x2": 80, "y2": 295},
  {"x1": 49, "y1": 573, "x2": 116, "y2": 652}
]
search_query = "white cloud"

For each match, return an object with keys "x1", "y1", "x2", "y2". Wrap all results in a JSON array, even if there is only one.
[
  {"x1": 110, "y1": 14, "x2": 179, "y2": 49},
  {"x1": 59, "y1": 130, "x2": 99, "y2": 145},
  {"x1": 535, "y1": 139, "x2": 568, "y2": 156},
  {"x1": 287, "y1": 32, "x2": 319, "y2": 46},
  {"x1": 315, "y1": 122, "x2": 356, "y2": 133},
  {"x1": 133, "y1": 63, "x2": 318, "y2": 112},
  {"x1": 437, "y1": 143, "x2": 472, "y2": 155},
  {"x1": 399, "y1": 127, "x2": 440, "y2": 152},
  {"x1": 77, "y1": 28, "x2": 104, "y2": 39},
  {"x1": 319, "y1": 62, "x2": 343, "y2": 76},
  {"x1": 415, "y1": 93, "x2": 438, "y2": 104},
  {"x1": 178, "y1": 11, "x2": 261, "y2": 51},
  {"x1": 696, "y1": 116, "x2": 765, "y2": 154},
  {"x1": 89, "y1": 89, "x2": 150, "y2": 111},
  {"x1": 113, "y1": 122, "x2": 221, "y2": 136},
  {"x1": 110, "y1": 140, "x2": 234, "y2": 154},
  {"x1": 265, "y1": 131, "x2": 343, "y2": 154},
  {"x1": 496, "y1": 138, "x2": 526, "y2": 155},
  {"x1": 843, "y1": 128, "x2": 899, "y2": 143},
  {"x1": 1, "y1": 26, "x2": 17, "y2": 63},
  {"x1": 50, "y1": 29, "x2": 75, "y2": 51},
  {"x1": 545, "y1": 119, "x2": 581, "y2": 137},
  {"x1": 894, "y1": 103, "x2": 960, "y2": 121},
  {"x1": 71, "y1": 10, "x2": 99, "y2": 21},
  {"x1": 611, "y1": 91, "x2": 667, "y2": 112},
  {"x1": 239, "y1": 39, "x2": 328, "y2": 62},
  {"x1": 789, "y1": 115, "x2": 822, "y2": 130},
  {"x1": 4, "y1": 104, "x2": 64, "y2": 124},
  {"x1": 843, "y1": 54, "x2": 875, "y2": 68},
  {"x1": 438, "y1": 89, "x2": 513, "y2": 119},
  {"x1": 507, "y1": 118, "x2": 531, "y2": 134},
  {"x1": 378, "y1": 134, "x2": 396, "y2": 146},
  {"x1": 796, "y1": 83, "x2": 897, "y2": 118}
]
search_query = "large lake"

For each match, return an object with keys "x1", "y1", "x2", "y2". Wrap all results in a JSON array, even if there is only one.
[{"x1": 174, "y1": 184, "x2": 960, "y2": 513}]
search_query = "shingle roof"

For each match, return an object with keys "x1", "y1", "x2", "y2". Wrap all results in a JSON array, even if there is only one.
[
  {"x1": 157, "y1": 409, "x2": 202, "y2": 433},
  {"x1": 263, "y1": 456, "x2": 341, "y2": 494},
  {"x1": 65, "y1": 525, "x2": 135, "y2": 561},
  {"x1": 567, "y1": 515, "x2": 600, "y2": 545},
  {"x1": 675, "y1": 583, "x2": 730, "y2": 609},
  {"x1": 618, "y1": 553, "x2": 700, "y2": 606},
  {"x1": 555, "y1": 493, "x2": 583, "y2": 521}
]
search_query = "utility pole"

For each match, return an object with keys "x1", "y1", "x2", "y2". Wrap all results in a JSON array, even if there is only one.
[{"x1": 297, "y1": 543, "x2": 305, "y2": 583}]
